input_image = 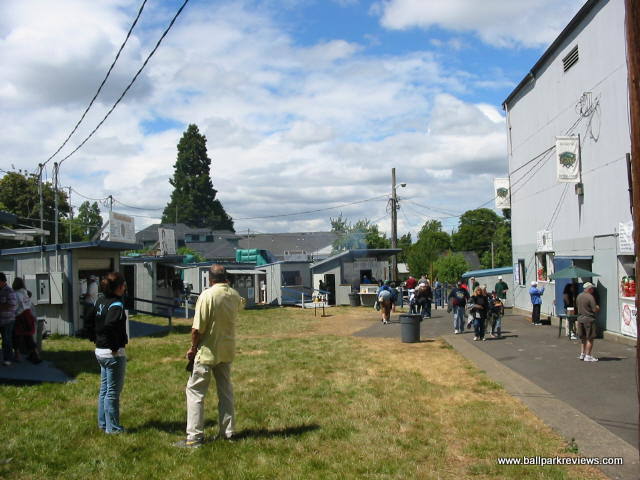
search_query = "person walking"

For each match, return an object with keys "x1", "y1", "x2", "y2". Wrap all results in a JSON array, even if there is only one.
[
  {"x1": 0, "y1": 272, "x2": 17, "y2": 366},
  {"x1": 529, "y1": 281, "x2": 545, "y2": 325},
  {"x1": 494, "y1": 276, "x2": 509, "y2": 305},
  {"x1": 488, "y1": 291, "x2": 504, "y2": 338},
  {"x1": 376, "y1": 281, "x2": 395, "y2": 324},
  {"x1": 12, "y1": 278, "x2": 41, "y2": 364},
  {"x1": 470, "y1": 286, "x2": 489, "y2": 341},
  {"x1": 433, "y1": 278, "x2": 442, "y2": 309},
  {"x1": 448, "y1": 281, "x2": 469, "y2": 334},
  {"x1": 86, "y1": 272, "x2": 128, "y2": 434},
  {"x1": 576, "y1": 282, "x2": 600, "y2": 362},
  {"x1": 175, "y1": 265, "x2": 245, "y2": 448}
]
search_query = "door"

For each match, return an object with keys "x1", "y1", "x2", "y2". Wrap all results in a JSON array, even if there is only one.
[
  {"x1": 553, "y1": 257, "x2": 573, "y2": 315},
  {"x1": 324, "y1": 274, "x2": 336, "y2": 305}
]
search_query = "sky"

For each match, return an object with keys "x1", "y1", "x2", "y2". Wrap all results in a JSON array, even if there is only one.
[{"x1": 0, "y1": 0, "x2": 586, "y2": 239}]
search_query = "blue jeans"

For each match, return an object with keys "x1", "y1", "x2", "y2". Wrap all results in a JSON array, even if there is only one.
[
  {"x1": 474, "y1": 316, "x2": 486, "y2": 339},
  {"x1": 1, "y1": 321, "x2": 15, "y2": 362},
  {"x1": 97, "y1": 355, "x2": 126, "y2": 433},
  {"x1": 452, "y1": 306, "x2": 465, "y2": 331},
  {"x1": 491, "y1": 315, "x2": 502, "y2": 335}
]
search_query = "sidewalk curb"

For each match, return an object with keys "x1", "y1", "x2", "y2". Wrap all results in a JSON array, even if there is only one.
[{"x1": 443, "y1": 334, "x2": 639, "y2": 480}]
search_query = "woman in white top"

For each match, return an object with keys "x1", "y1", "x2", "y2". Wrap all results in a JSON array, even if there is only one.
[{"x1": 12, "y1": 278, "x2": 41, "y2": 363}]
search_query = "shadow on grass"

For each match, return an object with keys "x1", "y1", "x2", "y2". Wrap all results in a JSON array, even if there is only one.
[
  {"x1": 233, "y1": 424, "x2": 320, "y2": 440},
  {"x1": 128, "y1": 421, "x2": 320, "y2": 439},
  {"x1": 41, "y1": 349, "x2": 97, "y2": 378}
]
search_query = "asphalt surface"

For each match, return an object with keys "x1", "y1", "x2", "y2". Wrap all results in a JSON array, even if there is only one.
[{"x1": 355, "y1": 307, "x2": 638, "y2": 448}]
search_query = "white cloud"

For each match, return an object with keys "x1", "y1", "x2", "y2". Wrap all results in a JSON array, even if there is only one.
[
  {"x1": 375, "y1": 0, "x2": 584, "y2": 48},
  {"x1": 1, "y1": 0, "x2": 509, "y2": 239}
]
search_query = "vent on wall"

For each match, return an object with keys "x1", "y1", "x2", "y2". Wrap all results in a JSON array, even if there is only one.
[{"x1": 562, "y1": 45, "x2": 579, "y2": 72}]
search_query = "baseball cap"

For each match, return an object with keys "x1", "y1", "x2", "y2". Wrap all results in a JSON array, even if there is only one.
[
  {"x1": 498, "y1": 276, "x2": 502, "y2": 280},
  {"x1": 531, "y1": 281, "x2": 537, "y2": 286},
  {"x1": 582, "y1": 282, "x2": 594, "y2": 290}
]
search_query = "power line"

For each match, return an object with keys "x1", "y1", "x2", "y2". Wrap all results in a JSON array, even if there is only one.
[
  {"x1": 232, "y1": 194, "x2": 389, "y2": 220},
  {"x1": 112, "y1": 197, "x2": 164, "y2": 211},
  {"x1": 56, "y1": 0, "x2": 190, "y2": 167},
  {"x1": 41, "y1": 0, "x2": 148, "y2": 168}
]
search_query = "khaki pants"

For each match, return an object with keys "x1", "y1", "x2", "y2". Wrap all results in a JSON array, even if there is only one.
[{"x1": 186, "y1": 361, "x2": 234, "y2": 441}]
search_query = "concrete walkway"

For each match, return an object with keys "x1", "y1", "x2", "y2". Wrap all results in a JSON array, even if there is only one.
[{"x1": 354, "y1": 308, "x2": 639, "y2": 480}]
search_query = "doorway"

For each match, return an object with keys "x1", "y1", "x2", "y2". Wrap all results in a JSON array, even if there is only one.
[{"x1": 324, "y1": 274, "x2": 336, "y2": 305}]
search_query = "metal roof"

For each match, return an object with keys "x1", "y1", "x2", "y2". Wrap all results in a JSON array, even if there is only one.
[
  {"x1": 310, "y1": 248, "x2": 402, "y2": 270},
  {"x1": 1, "y1": 240, "x2": 141, "y2": 256},
  {"x1": 462, "y1": 266, "x2": 513, "y2": 279},
  {"x1": 502, "y1": 0, "x2": 602, "y2": 108}
]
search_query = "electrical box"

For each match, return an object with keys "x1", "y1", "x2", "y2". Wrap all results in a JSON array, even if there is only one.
[{"x1": 35, "y1": 272, "x2": 65, "y2": 305}]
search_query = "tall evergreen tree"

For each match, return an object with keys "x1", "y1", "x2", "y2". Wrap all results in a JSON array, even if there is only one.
[{"x1": 162, "y1": 124, "x2": 234, "y2": 231}]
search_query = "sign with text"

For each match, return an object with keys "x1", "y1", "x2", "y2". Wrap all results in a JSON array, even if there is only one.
[
  {"x1": 556, "y1": 136, "x2": 580, "y2": 182},
  {"x1": 536, "y1": 230, "x2": 553, "y2": 252},
  {"x1": 620, "y1": 301, "x2": 637, "y2": 338},
  {"x1": 109, "y1": 212, "x2": 136, "y2": 243},
  {"x1": 158, "y1": 228, "x2": 176, "y2": 256},
  {"x1": 494, "y1": 178, "x2": 510, "y2": 209},
  {"x1": 618, "y1": 221, "x2": 634, "y2": 254}
]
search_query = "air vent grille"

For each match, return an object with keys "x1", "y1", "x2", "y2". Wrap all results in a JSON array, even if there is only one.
[{"x1": 563, "y1": 45, "x2": 579, "y2": 72}]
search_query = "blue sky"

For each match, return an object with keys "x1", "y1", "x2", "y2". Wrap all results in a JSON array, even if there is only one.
[{"x1": 0, "y1": 0, "x2": 585, "y2": 236}]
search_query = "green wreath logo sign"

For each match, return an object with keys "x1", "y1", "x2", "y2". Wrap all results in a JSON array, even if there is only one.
[
  {"x1": 559, "y1": 151, "x2": 576, "y2": 168},
  {"x1": 496, "y1": 187, "x2": 509, "y2": 198}
]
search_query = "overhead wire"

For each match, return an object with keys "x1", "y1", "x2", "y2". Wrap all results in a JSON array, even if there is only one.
[
  {"x1": 41, "y1": 0, "x2": 148, "y2": 168},
  {"x1": 56, "y1": 0, "x2": 190, "y2": 168}
]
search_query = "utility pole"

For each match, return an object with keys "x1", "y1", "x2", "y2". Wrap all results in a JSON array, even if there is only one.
[
  {"x1": 108, "y1": 195, "x2": 113, "y2": 213},
  {"x1": 38, "y1": 163, "x2": 45, "y2": 271},
  {"x1": 391, "y1": 168, "x2": 398, "y2": 283},
  {"x1": 53, "y1": 162, "x2": 59, "y2": 271},
  {"x1": 624, "y1": 0, "x2": 640, "y2": 454},
  {"x1": 491, "y1": 241, "x2": 495, "y2": 269},
  {"x1": 68, "y1": 186, "x2": 73, "y2": 243}
]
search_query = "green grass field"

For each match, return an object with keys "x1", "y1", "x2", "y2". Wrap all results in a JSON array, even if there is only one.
[{"x1": 0, "y1": 307, "x2": 605, "y2": 479}]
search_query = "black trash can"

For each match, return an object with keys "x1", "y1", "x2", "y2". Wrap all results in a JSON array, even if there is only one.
[
  {"x1": 400, "y1": 314, "x2": 421, "y2": 343},
  {"x1": 348, "y1": 292, "x2": 361, "y2": 307}
]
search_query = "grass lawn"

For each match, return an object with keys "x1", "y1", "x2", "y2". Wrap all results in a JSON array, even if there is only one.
[{"x1": 0, "y1": 306, "x2": 605, "y2": 479}]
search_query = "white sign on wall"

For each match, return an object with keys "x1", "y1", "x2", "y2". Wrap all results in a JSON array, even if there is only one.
[
  {"x1": 619, "y1": 221, "x2": 634, "y2": 254},
  {"x1": 621, "y1": 301, "x2": 637, "y2": 338},
  {"x1": 556, "y1": 136, "x2": 580, "y2": 183},
  {"x1": 109, "y1": 212, "x2": 136, "y2": 243},
  {"x1": 536, "y1": 230, "x2": 553, "y2": 252},
  {"x1": 158, "y1": 228, "x2": 176, "y2": 255},
  {"x1": 513, "y1": 262, "x2": 520, "y2": 286},
  {"x1": 494, "y1": 178, "x2": 510, "y2": 209}
]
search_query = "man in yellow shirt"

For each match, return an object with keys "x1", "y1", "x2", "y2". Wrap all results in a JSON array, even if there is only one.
[{"x1": 175, "y1": 264, "x2": 245, "y2": 448}]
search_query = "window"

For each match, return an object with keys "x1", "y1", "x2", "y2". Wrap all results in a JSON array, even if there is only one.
[
  {"x1": 562, "y1": 45, "x2": 579, "y2": 72},
  {"x1": 282, "y1": 271, "x2": 302, "y2": 286},
  {"x1": 206, "y1": 235, "x2": 214, "y2": 242},
  {"x1": 517, "y1": 259, "x2": 526, "y2": 286},
  {"x1": 535, "y1": 252, "x2": 555, "y2": 282}
]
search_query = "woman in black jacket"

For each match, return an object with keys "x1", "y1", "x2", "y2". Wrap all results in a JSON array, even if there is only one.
[
  {"x1": 470, "y1": 286, "x2": 489, "y2": 341},
  {"x1": 86, "y1": 272, "x2": 128, "y2": 434}
]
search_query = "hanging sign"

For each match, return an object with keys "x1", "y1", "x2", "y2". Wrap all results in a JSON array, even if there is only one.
[
  {"x1": 619, "y1": 221, "x2": 634, "y2": 254},
  {"x1": 536, "y1": 230, "x2": 553, "y2": 252},
  {"x1": 494, "y1": 178, "x2": 511, "y2": 209},
  {"x1": 556, "y1": 136, "x2": 580, "y2": 182},
  {"x1": 158, "y1": 228, "x2": 176, "y2": 255},
  {"x1": 109, "y1": 212, "x2": 136, "y2": 243}
]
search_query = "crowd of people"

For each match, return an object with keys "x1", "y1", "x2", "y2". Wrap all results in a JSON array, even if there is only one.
[{"x1": 0, "y1": 272, "x2": 41, "y2": 366}]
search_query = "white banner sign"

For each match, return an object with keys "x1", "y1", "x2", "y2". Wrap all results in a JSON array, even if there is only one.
[
  {"x1": 536, "y1": 230, "x2": 553, "y2": 252},
  {"x1": 158, "y1": 228, "x2": 176, "y2": 255},
  {"x1": 556, "y1": 136, "x2": 580, "y2": 183},
  {"x1": 109, "y1": 212, "x2": 136, "y2": 243},
  {"x1": 494, "y1": 178, "x2": 511, "y2": 209},
  {"x1": 619, "y1": 221, "x2": 634, "y2": 254},
  {"x1": 621, "y1": 301, "x2": 637, "y2": 338},
  {"x1": 513, "y1": 262, "x2": 520, "y2": 286}
]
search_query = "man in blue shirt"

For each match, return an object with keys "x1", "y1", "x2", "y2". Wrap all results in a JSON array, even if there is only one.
[
  {"x1": 529, "y1": 281, "x2": 545, "y2": 325},
  {"x1": 448, "y1": 281, "x2": 469, "y2": 334}
]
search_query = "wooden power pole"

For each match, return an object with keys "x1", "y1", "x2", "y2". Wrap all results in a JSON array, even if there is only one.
[
  {"x1": 391, "y1": 168, "x2": 398, "y2": 282},
  {"x1": 624, "y1": 0, "x2": 640, "y2": 455}
]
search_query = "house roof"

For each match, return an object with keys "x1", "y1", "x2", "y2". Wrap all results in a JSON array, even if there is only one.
[
  {"x1": 136, "y1": 223, "x2": 239, "y2": 243},
  {"x1": 1, "y1": 240, "x2": 140, "y2": 256},
  {"x1": 462, "y1": 266, "x2": 513, "y2": 279},
  {"x1": 120, "y1": 254, "x2": 184, "y2": 264},
  {"x1": 237, "y1": 232, "x2": 337, "y2": 258},
  {"x1": 188, "y1": 241, "x2": 238, "y2": 261},
  {"x1": 310, "y1": 248, "x2": 402, "y2": 270},
  {"x1": 502, "y1": 0, "x2": 601, "y2": 108},
  {"x1": 457, "y1": 251, "x2": 481, "y2": 270}
]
